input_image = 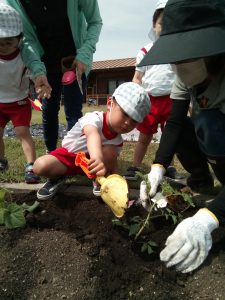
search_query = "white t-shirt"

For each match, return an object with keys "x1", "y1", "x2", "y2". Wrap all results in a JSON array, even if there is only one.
[
  {"x1": 62, "y1": 111, "x2": 123, "y2": 153},
  {"x1": 135, "y1": 42, "x2": 175, "y2": 96},
  {"x1": 0, "y1": 49, "x2": 29, "y2": 103}
]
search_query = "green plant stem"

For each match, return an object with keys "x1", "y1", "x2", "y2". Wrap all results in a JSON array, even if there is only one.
[{"x1": 134, "y1": 200, "x2": 158, "y2": 241}]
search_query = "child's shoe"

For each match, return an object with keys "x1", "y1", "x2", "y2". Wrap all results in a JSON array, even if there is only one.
[
  {"x1": 37, "y1": 177, "x2": 65, "y2": 200},
  {"x1": 0, "y1": 159, "x2": 8, "y2": 171},
  {"x1": 25, "y1": 163, "x2": 40, "y2": 184},
  {"x1": 93, "y1": 181, "x2": 101, "y2": 197}
]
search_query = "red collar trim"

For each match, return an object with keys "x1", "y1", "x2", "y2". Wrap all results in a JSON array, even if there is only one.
[{"x1": 0, "y1": 48, "x2": 20, "y2": 60}]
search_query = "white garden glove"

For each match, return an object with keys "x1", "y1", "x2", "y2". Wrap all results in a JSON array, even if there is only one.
[
  {"x1": 148, "y1": 164, "x2": 166, "y2": 197},
  {"x1": 139, "y1": 164, "x2": 166, "y2": 210},
  {"x1": 160, "y1": 208, "x2": 219, "y2": 273},
  {"x1": 139, "y1": 164, "x2": 165, "y2": 208}
]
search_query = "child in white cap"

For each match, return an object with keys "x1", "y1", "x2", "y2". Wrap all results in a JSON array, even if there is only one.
[
  {"x1": 0, "y1": 3, "x2": 49, "y2": 183},
  {"x1": 33, "y1": 82, "x2": 150, "y2": 200},
  {"x1": 124, "y1": 0, "x2": 183, "y2": 182}
]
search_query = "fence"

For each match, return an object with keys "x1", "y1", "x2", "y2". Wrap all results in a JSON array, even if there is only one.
[{"x1": 86, "y1": 94, "x2": 109, "y2": 106}]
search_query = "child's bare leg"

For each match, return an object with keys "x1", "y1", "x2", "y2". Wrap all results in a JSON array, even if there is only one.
[
  {"x1": 0, "y1": 127, "x2": 5, "y2": 160},
  {"x1": 102, "y1": 145, "x2": 118, "y2": 174},
  {"x1": 14, "y1": 126, "x2": 36, "y2": 163},
  {"x1": 133, "y1": 132, "x2": 153, "y2": 167},
  {"x1": 33, "y1": 155, "x2": 68, "y2": 178}
]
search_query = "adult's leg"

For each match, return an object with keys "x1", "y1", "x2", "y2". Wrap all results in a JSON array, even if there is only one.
[
  {"x1": 194, "y1": 109, "x2": 225, "y2": 185},
  {"x1": 175, "y1": 117, "x2": 213, "y2": 187},
  {"x1": 42, "y1": 73, "x2": 62, "y2": 152},
  {"x1": 63, "y1": 74, "x2": 87, "y2": 131}
]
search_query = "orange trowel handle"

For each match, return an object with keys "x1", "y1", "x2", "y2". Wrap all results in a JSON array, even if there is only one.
[{"x1": 75, "y1": 152, "x2": 96, "y2": 179}]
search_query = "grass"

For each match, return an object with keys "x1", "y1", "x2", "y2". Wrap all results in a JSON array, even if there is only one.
[{"x1": 31, "y1": 104, "x2": 107, "y2": 125}]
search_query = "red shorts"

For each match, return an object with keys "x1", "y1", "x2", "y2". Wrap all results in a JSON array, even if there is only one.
[
  {"x1": 50, "y1": 147, "x2": 87, "y2": 177},
  {"x1": 0, "y1": 99, "x2": 31, "y2": 128},
  {"x1": 137, "y1": 94, "x2": 172, "y2": 134}
]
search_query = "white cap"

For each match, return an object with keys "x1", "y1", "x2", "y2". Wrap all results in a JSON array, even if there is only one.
[
  {"x1": 0, "y1": 3, "x2": 23, "y2": 38},
  {"x1": 112, "y1": 82, "x2": 150, "y2": 123},
  {"x1": 148, "y1": 0, "x2": 168, "y2": 41},
  {"x1": 155, "y1": 0, "x2": 168, "y2": 10}
]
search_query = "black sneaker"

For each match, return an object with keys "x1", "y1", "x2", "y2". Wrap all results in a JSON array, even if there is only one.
[
  {"x1": 187, "y1": 174, "x2": 214, "y2": 190},
  {"x1": 123, "y1": 166, "x2": 141, "y2": 181},
  {"x1": 165, "y1": 166, "x2": 185, "y2": 181},
  {"x1": 37, "y1": 177, "x2": 65, "y2": 200},
  {"x1": 0, "y1": 159, "x2": 8, "y2": 171}
]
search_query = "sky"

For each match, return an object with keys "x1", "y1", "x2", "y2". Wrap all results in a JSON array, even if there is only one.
[{"x1": 93, "y1": 0, "x2": 159, "y2": 62}]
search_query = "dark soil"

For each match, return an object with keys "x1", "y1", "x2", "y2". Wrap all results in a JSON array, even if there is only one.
[{"x1": 0, "y1": 189, "x2": 225, "y2": 300}]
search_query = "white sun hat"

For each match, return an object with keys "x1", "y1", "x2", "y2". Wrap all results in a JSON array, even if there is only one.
[{"x1": 148, "y1": 0, "x2": 168, "y2": 42}]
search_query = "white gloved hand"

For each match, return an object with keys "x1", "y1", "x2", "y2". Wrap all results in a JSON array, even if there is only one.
[
  {"x1": 139, "y1": 164, "x2": 166, "y2": 209},
  {"x1": 139, "y1": 180, "x2": 149, "y2": 209},
  {"x1": 160, "y1": 208, "x2": 219, "y2": 273},
  {"x1": 148, "y1": 164, "x2": 166, "y2": 197}
]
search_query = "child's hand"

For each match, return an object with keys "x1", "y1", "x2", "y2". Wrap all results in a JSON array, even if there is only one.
[
  {"x1": 34, "y1": 75, "x2": 52, "y2": 99},
  {"x1": 88, "y1": 157, "x2": 106, "y2": 177}
]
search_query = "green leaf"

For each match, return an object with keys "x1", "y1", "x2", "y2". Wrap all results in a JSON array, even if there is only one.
[
  {"x1": 4, "y1": 203, "x2": 26, "y2": 229},
  {"x1": 141, "y1": 242, "x2": 148, "y2": 252},
  {"x1": 130, "y1": 216, "x2": 142, "y2": 224},
  {"x1": 164, "y1": 213, "x2": 169, "y2": 220},
  {"x1": 112, "y1": 218, "x2": 123, "y2": 226},
  {"x1": 22, "y1": 201, "x2": 40, "y2": 213},
  {"x1": 171, "y1": 214, "x2": 178, "y2": 224},
  {"x1": 147, "y1": 245, "x2": 154, "y2": 254},
  {"x1": 148, "y1": 240, "x2": 158, "y2": 247},
  {"x1": 129, "y1": 223, "x2": 141, "y2": 236},
  {"x1": 0, "y1": 189, "x2": 6, "y2": 202},
  {"x1": 0, "y1": 208, "x2": 7, "y2": 224}
]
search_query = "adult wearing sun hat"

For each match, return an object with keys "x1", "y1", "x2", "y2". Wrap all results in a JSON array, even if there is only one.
[{"x1": 139, "y1": 0, "x2": 225, "y2": 273}]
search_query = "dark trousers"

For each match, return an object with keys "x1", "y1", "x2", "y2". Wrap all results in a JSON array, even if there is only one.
[
  {"x1": 175, "y1": 110, "x2": 225, "y2": 223},
  {"x1": 175, "y1": 112, "x2": 225, "y2": 184},
  {"x1": 42, "y1": 73, "x2": 85, "y2": 151}
]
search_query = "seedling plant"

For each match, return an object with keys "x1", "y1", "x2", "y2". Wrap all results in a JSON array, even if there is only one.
[{"x1": 112, "y1": 172, "x2": 194, "y2": 255}]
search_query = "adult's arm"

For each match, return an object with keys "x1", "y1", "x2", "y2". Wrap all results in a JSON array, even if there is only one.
[
  {"x1": 132, "y1": 70, "x2": 144, "y2": 85},
  {"x1": 74, "y1": 0, "x2": 103, "y2": 69},
  {"x1": 154, "y1": 99, "x2": 190, "y2": 167},
  {"x1": 208, "y1": 187, "x2": 225, "y2": 224}
]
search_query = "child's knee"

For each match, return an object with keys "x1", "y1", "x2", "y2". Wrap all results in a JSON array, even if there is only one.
[{"x1": 33, "y1": 156, "x2": 48, "y2": 175}]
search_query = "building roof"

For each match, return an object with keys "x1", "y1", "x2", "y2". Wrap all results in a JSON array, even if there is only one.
[{"x1": 92, "y1": 57, "x2": 136, "y2": 70}]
